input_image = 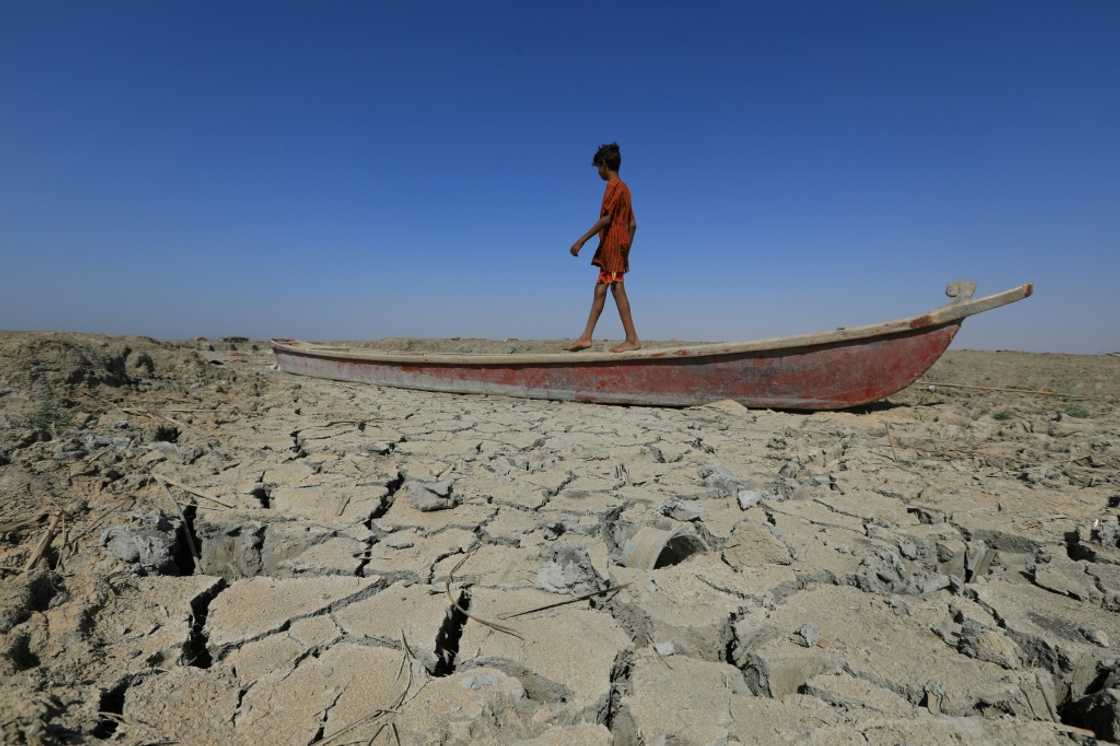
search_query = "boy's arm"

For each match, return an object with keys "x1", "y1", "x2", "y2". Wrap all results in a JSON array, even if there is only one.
[{"x1": 570, "y1": 215, "x2": 611, "y2": 256}]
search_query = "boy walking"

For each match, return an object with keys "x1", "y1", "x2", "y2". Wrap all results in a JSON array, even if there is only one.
[{"x1": 567, "y1": 142, "x2": 640, "y2": 353}]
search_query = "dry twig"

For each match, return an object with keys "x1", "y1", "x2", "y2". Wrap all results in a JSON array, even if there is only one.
[
  {"x1": 919, "y1": 379, "x2": 1113, "y2": 402},
  {"x1": 497, "y1": 583, "x2": 631, "y2": 620},
  {"x1": 444, "y1": 551, "x2": 524, "y2": 639},
  {"x1": 153, "y1": 474, "x2": 234, "y2": 509},
  {"x1": 320, "y1": 630, "x2": 426, "y2": 745},
  {"x1": 647, "y1": 632, "x2": 674, "y2": 671},
  {"x1": 22, "y1": 512, "x2": 64, "y2": 575}
]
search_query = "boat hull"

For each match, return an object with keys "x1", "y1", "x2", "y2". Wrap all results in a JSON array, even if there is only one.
[{"x1": 273, "y1": 323, "x2": 959, "y2": 409}]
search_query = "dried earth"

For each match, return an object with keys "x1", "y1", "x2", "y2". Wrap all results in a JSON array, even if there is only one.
[{"x1": 0, "y1": 331, "x2": 1118, "y2": 745}]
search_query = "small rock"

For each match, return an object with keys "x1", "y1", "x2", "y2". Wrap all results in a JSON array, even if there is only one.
[
  {"x1": 795, "y1": 623, "x2": 821, "y2": 648},
  {"x1": 957, "y1": 620, "x2": 1022, "y2": 669},
  {"x1": 920, "y1": 574, "x2": 952, "y2": 595},
  {"x1": 179, "y1": 446, "x2": 205, "y2": 465},
  {"x1": 659, "y1": 498, "x2": 703, "y2": 522},
  {"x1": 654, "y1": 641, "x2": 675, "y2": 656},
  {"x1": 737, "y1": 489, "x2": 764, "y2": 510},
  {"x1": 965, "y1": 540, "x2": 995, "y2": 582},
  {"x1": 778, "y1": 460, "x2": 801, "y2": 479},
  {"x1": 366, "y1": 441, "x2": 393, "y2": 455},
  {"x1": 148, "y1": 441, "x2": 179, "y2": 457},
  {"x1": 702, "y1": 399, "x2": 750, "y2": 416},
  {"x1": 536, "y1": 544, "x2": 602, "y2": 594},
  {"x1": 406, "y1": 480, "x2": 460, "y2": 512},
  {"x1": 101, "y1": 512, "x2": 183, "y2": 575},
  {"x1": 1084, "y1": 628, "x2": 1111, "y2": 648},
  {"x1": 700, "y1": 464, "x2": 745, "y2": 497}
]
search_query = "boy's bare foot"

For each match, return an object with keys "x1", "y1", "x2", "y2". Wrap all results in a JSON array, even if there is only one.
[
  {"x1": 610, "y1": 341, "x2": 641, "y2": 353},
  {"x1": 565, "y1": 340, "x2": 593, "y2": 352}
]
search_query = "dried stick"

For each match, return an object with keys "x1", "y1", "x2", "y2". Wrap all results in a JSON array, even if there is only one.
[
  {"x1": 647, "y1": 632, "x2": 674, "y2": 671},
  {"x1": 153, "y1": 474, "x2": 234, "y2": 509},
  {"x1": 336, "y1": 494, "x2": 352, "y2": 517},
  {"x1": 497, "y1": 583, "x2": 631, "y2": 620},
  {"x1": 919, "y1": 379, "x2": 1112, "y2": 401},
  {"x1": 444, "y1": 551, "x2": 524, "y2": 640},
  {"x1": 22, "y1": 512, "x2": 63, "y2": 574},
  {"x1": 321, "y1": 631, "x2": 424, "y2": 745},
  {"x1": 119, "y1": 406, "x2": 193, "y2": 433},
  {"x1": 303, "y1": 419, "x2": 367, "y2": 431}
]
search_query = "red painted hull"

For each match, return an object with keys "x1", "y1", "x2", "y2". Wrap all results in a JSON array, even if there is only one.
[{"x1": 272, "y1": 323, "x2": 959, "y2": 409}]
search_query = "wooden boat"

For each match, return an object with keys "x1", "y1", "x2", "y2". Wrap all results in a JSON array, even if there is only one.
[{"x1": 271, "y1": 281, "x2": 1032, "y2": 410}]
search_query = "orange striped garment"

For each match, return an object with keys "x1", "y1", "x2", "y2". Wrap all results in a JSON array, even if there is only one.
[{"x1": 591, "y1": 178, "x2": 634, "y2": 274}]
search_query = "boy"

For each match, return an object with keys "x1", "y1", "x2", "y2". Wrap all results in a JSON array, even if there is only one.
[{"x1": 567, "y1": 142, "x2": 640, "y2": 353}]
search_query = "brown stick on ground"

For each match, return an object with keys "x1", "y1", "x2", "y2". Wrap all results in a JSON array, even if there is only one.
[
  {"x1": 918, "y1": 379, "x2": 1112, "y2": 401},
  {"x1": 153, "y1": 474, "x2": 235, "y2": 509},
  {"x1": 22, "y1": 512, "x2": 64, "y2": 575},
  {"x1": 119, "y1": 407, "x2": 193, "y2": 434},
  {"x1": 497, "y1": 583, "x2": 631, "y2": 620}
]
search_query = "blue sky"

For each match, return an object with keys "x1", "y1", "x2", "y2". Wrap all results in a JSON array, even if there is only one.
[{"x1": 2, "y1": 1, "x2": 1116, "y2": 352}]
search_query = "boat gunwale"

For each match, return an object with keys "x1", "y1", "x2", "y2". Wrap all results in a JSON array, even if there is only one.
[{"x1": 270, "y1": 282, "x2": 1032, "y2": 366}]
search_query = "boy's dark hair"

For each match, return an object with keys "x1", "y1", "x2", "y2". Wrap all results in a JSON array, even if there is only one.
[{"x1": 592, "y1": 142, "x2": 622, "y2": 171}]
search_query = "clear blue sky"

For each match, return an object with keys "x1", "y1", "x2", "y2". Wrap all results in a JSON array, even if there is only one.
[{"x1": 2, "y1": 1, "x2": 1117, "y2": 352}]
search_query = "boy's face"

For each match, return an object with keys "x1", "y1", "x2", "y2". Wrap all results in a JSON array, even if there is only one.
[{"x1": 595, "y1": 162, "x2": 612, "y2": 181}]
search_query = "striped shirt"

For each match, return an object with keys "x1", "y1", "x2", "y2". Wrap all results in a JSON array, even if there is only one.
[{"x1": 591, "y1": 178, "x2": 634, "y2": 274}]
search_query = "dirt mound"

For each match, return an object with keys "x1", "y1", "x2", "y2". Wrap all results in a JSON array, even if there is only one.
[{"x1": 0, "y1": 333, "x2": 215, "y2": 394}]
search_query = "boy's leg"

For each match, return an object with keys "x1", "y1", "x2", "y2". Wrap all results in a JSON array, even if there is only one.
[
  {"x1": 566, "y1": 281, "x2": 609, "y2": 351},
  {"x1": 609, "y1": 279, "x2": 641, "y2": 353}
]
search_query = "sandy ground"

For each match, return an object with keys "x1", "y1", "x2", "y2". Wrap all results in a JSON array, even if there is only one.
[{"x1": 1, "y1": 331, "x2": 1118, "y2": 745}]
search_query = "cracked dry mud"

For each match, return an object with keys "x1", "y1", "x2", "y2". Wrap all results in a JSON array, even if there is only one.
[{"x1": 1, "y1": 332, "x2": 1119, "y2": 745}]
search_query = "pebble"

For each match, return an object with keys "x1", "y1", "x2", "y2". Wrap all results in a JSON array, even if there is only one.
[
  {"x1": 737, "y1": 489, "x2": 763, "y2": 510},
  {"x1": 406, "y1": 480, "x2": 460, "y2": 511},
  {"x1": 1085, "y1": 628, "x2": 1111, "y2": 648},
  {"x1": 795, "y1": 623, "x2": 821, "y2": 648},
  {"x1": 659, "y1": 498, "x2": 703, "y2": 522}
]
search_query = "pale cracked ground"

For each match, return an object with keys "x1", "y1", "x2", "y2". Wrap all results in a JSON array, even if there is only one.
[{"x1": 1, "y1": 333, "x2": 1119, "y2": 745}]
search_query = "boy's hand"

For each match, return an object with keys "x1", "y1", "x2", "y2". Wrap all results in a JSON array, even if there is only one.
[{"x1": 569, "y1": 241, "x2": 583, "y2": 256}]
